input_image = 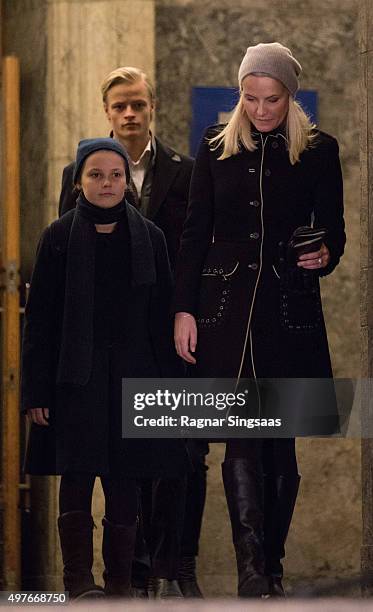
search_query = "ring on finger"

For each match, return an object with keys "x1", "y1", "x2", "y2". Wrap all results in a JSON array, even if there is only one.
[{"x1": 318, "y1": 257, "x2": 322, "y2": 265}]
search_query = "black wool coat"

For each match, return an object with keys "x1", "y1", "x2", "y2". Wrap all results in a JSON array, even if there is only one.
[
  {"x1": 22, "y1": 204, "x2": 189, "y2": 476},
  {"x1": 174, "y1": 125, "x2": 346, "y2": 388},
  {"x1": 58, "y1": 137, "x2": 194, "y2": 269}
]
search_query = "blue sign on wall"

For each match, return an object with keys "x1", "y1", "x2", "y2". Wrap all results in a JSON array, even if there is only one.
[{"x1": 190, "y1": 86, "x2": 318, "y2": 156}]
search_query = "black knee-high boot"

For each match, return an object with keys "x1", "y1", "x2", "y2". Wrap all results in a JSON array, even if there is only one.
[
  {"x1": 222, "y1": 459, "x2": 269, "y2": 598},
  {"x1": 264, "y1": 473, "x2": 301, "y2": 596},
  {"x1": 58, "y1": 511, "x2": 104, "y2": 599},
  {"x1": 102, "y1": 517, "x2": 137, "y2": 597}
]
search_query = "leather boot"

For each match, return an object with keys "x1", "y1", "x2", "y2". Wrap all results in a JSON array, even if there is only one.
[
  {"x1": 58, "y1": 511, "x2": 104, "y2": 599},
  {"x1": 264, "y1": 473, "x2": 301, "y2": 597},
  {"x1": 102, "y1": 516, "x2": 137, "y2": 597},
  {"x1": 178, "y1": 556, "x2": 204, "y2": 598},
  {"x1": 222, "y1": 459, "x2": 269, "y2": 598},
  {"x1": 148, "y1": 577, "x2": 184, "y2": 599}
]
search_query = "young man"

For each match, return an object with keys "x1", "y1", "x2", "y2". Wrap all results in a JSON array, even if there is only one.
[
  {"x1": 59, "y1": 67, "x2": 191, "y2": 270},
  {"x1": 58, "y1": 67, "x2": 207, "y2": 599}
]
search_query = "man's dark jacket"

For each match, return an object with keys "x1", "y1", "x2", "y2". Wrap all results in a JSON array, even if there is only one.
[{"x1": 59, "y1": 137, "x2": 194, "y2": 268}]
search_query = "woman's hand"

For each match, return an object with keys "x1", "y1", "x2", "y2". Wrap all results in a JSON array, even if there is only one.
[
  {"x1": 297, "y1": 242, "x2": 330, "y2": 270},
  {"x1": 174, "y1": 312, "x2": 197, "y2": 364},
  {"x1": 27, "y1": 408, "x2": 50, "y2": 426}
]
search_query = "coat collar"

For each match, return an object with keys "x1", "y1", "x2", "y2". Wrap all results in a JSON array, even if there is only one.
[
  {"x1": 52, "y1": 203, "x2": 156, "y2": 287},
  {"x1": 146, "y1": 137, "x2": 182, "y2": 220},
  {"x1": 251, "y1": 122, "x2": 288, "y2": 145}
]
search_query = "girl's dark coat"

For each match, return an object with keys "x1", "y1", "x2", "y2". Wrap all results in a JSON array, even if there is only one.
[
  {"x1": 22, "y1": 205, "x2": 188, "y2": 476},
  {"x1": 174, "y1": 127, "x2": 346, "y2": 434}
]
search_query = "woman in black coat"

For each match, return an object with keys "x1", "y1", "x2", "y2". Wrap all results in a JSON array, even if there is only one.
[
  {"x1": 174, "y1": 43, "x2": 345, "y2": 597},
  {"x1": 22, "y1": 138, "x2": 188, "y2": 599}
]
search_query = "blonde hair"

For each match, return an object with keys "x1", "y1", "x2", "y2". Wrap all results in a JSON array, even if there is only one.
[
  {"x1": 209, "y1": 94, "x2": 316, "y2": 165},
  {"x1": 101, "y1": 66, "x2": 155, "y2": 104}
]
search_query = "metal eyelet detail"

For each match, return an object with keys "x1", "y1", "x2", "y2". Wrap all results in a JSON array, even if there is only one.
[
  {"x1": 198, "y1": 263, "x2": 238, "y2": 327},
  {"x1": 280, "y1": 285, "x2": 322, "y2": 332}
]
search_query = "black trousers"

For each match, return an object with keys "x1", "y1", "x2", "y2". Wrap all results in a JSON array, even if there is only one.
[
  {"x1": 131, "y1": 476, "x2": 187, "y2": 582},
  {"x1": 181, "y1": 440, "x2": 208, "y2": 557}
]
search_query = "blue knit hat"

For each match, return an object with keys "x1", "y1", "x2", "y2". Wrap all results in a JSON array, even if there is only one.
[{"x1": 73, "y1": 137, "x2": 131, "y2": 185}]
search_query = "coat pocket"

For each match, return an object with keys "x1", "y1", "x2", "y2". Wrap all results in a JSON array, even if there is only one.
[
  {"x1": 280, "y1": 284, "x2": 322, "y2": 332},
  {"x1": 197, "y1": 261, "x2": 239, "y2": 328}
]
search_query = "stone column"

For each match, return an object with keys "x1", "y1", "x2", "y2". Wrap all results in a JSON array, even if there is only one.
[
  {"x1": 46, "y1": 0, "x2": 155, "y2": 225},
  {"x1": 360, "y1": 0, "x2": 373, "y2": 593}
]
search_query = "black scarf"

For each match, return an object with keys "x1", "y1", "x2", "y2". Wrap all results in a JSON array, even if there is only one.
[
  {"x1": 77, "y1": 192, "x2": 127, "y2": 224},
  {"x1": 56, "y1": 199, "x2": 157, "y2": 386}
]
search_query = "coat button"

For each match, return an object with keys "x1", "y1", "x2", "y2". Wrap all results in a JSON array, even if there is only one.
[
  {"x1": 249, "y1": 200, "x2": 260, "y2": 207},
  {"x1": 272, "y1": 141, "x2": 279, "y2": 149},
  {"x1": 248, "y1": 263, "x2": 258, "y2": 270},
  {"x1": 250, "y1": 232, "x2": 259, "y2": 239},
  {"x1": 264, "y1": 169, "x2": 271, "y2": 177}
]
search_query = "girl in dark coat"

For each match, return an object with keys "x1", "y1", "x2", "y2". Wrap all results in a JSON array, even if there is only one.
[
  {"x1": 174, "y1": 43, "x2": 345, "y2": 597},
  {"x1": 22, "y1": 138, "x2": 188, "y2": 599}
]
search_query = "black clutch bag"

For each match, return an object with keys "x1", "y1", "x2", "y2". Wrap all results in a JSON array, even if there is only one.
[{"x1": 286, "y1": 226, "x2": 327, "y2": 265}]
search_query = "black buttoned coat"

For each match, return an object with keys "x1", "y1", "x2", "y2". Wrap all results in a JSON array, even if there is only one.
[
  {"x1": 58, "y1": 137, "x2": 193, "y2": 269},
  {"x1": 174, "y1": 126, "x2": 345, "y2": 428}
]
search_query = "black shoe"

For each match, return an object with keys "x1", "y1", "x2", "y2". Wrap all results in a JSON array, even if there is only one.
[
  {"x1": 58, "y1": 511, "x2": 105, "y2": 600},
  {"x1": 222, "y1": 459, "x2": 269, "y2": 598},
  {"x1": 102, "y1": 517, "x2": 137, "y2": 597},
  {"x1": 148, "y1": 577, "x2": 184, "y2": 599},
  {"x1": 178, "y1": 556, "x2": 204, "y2": 598},
  {"x1": 131, "y1": 586, "x2": 148, "y2": 598}
]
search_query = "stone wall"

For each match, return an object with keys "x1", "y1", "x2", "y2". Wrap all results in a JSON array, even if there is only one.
[
  {"x1": 360, "y1": 0, "x2": 373, "y2": 590},
  {"x1": 155, "y1": 0, "x2": 361, "y2": 595}
]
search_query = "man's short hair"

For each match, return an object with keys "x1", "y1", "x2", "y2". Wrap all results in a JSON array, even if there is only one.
[{"x1": 101, "y1": 66, "x2": 155, "y2": 104}]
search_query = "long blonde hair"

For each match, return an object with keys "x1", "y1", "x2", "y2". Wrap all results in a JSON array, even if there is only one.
[{"x1": 208, "y1": 94, "x2": 316, "y2": 165}]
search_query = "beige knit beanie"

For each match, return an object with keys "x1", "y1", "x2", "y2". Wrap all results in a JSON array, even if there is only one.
[{"x1": 238, "y1": 42, "x2": 302, "y2": 96}]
